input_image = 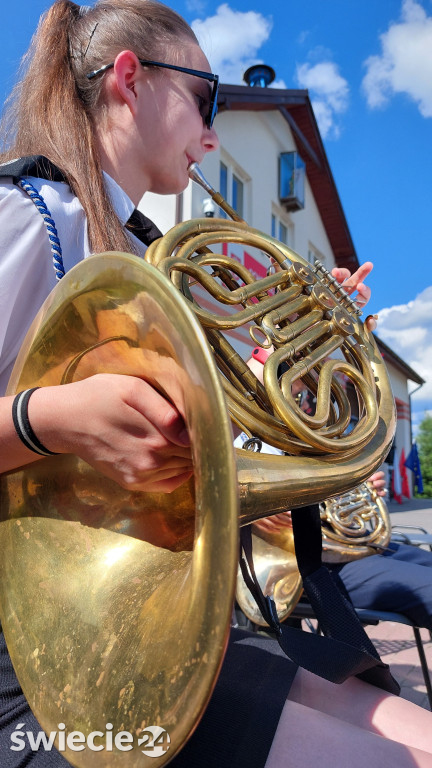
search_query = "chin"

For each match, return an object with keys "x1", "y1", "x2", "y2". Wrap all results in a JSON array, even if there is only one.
[
  {"x1": 150, "y1": 175, "x2": 189, "y2": 197},
  {"x1": 168, "y1": 166, "x2": 191, "y2": 195}
]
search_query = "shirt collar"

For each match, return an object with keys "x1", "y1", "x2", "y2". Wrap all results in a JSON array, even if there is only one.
[{"x1": 103, "y1": 171, "x2": 135, "y2": 226}]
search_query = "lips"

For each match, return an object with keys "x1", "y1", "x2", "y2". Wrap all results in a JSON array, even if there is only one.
[{"x1": 186, "y1": 154, "x2": 203, "y2": 169}]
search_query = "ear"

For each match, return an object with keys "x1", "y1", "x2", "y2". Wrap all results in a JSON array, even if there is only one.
[{"x1": 111, "y1": 50, "x2": 142, "y2": 113}]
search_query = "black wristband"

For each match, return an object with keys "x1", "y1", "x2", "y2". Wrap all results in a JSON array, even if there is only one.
[{"x1": 12, "y1": 388, "x2": 59, "y2": 457}]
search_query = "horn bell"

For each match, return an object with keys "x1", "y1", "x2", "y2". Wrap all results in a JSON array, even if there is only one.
[{"x1": 0, "y1": 252, "x2": 239, "y2": 767}]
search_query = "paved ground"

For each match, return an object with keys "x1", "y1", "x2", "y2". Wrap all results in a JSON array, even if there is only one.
[
  {"x1": 365, "y1": 612, "x2": 431, "y2": 709},
  {"x1": 365, "y1": 496, "x2": 432, "y2": 710},
  {"x1": 388, "y1": 495, "x2": 432, "y2": 532}
]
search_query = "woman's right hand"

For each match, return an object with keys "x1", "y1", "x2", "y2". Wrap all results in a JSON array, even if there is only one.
[
  {"x1": 26, "y1": 374, "x2": 193, "y2": 493},
  {"x1": 254, "y1": 510, "x2": 293, "y2": 534}
]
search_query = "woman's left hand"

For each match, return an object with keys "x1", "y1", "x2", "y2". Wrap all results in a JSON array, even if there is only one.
[
  {"x1": 331, "y1": 261, "x2": 373, "y2": 306},
  {"x1": 331, "y1": 261, "x2": 377, "y2": 331},
  {"x1": 368, "y1": 470, "x2": 387, "y2": 497}
]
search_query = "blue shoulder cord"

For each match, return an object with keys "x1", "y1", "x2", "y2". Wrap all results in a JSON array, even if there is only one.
[{"x1": 18, "y1": 177, "x2": 65, "y2": 280}]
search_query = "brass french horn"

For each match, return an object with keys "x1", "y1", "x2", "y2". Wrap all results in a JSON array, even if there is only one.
[
  {"x1": 0, "y1": 164, "x2": 395, "y2": 767},
  {"x1": 236, "y1": 480, "x2": 390, "y2": 626},
  {"x1": 321, "y1": 480, "x2": 391, "y2": 563}
]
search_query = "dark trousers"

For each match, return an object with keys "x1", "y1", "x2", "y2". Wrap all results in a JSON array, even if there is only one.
[
  {"x1": 1, "y1": 626, "x2": 294, "y2": 767},
  {"x1": 328, "y1": 543, "x2": 432, "y2": 629},
  {"x1": 0, "y1": 629, "x2": 70, "y2": 766}
]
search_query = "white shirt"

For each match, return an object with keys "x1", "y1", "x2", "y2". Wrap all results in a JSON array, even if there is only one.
[{"x1": 0, "y1": 173, "x2": 147, "y2": 395}]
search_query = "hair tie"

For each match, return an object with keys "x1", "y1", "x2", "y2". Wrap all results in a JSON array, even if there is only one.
[{"x1": 12, "y1": 388, "x2": 59, "y2": 457}]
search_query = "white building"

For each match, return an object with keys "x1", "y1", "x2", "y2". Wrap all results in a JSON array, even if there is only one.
[{"x1": 140, "y1": 78, "x2": 424, "y2": 496}]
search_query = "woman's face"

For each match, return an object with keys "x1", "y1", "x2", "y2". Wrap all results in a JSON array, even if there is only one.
[{"x1": 135, "y1": 42, "x2": 219, "y2": 195}]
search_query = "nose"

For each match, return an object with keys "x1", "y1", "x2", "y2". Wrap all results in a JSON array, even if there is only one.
[{"x1": 202, "y1": 124, "x2": 219, "y2": 153}]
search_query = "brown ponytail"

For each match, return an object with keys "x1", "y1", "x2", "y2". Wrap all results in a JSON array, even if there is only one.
[{"x1": 0, "y1": 0, "x2": 197, "y2": 254}]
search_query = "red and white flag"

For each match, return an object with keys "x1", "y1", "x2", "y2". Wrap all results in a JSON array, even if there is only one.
[
  {"x1": 400, "y1": 448, "x2": 411, "y2": 498},
  {"x1": 392, "y1": 447, "x2": 402, "y2": 504}
]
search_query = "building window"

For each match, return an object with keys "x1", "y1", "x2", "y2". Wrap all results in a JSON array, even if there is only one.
[
  {"x1": 279, "y1": 221, "x2": 288, "y2": 244},
  {"x1": 232, "y1": 173, "x2": 244, "y2": 218},
  {"x1": 272, "y1": 212, "x2": 293, "y2": 247},
  {"x1": 219, "y1": 160, "x2": 247, "y2": 219},
  {"x1": 220, "y1": 162, "x2": 228, "y2": 200},
  {"x1": 219, "y1": 162, "x2": 228, "y2": 218}
]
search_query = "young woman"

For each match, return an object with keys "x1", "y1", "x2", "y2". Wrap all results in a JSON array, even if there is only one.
[{"x1": 1, "y1": 2, "x2": 432, "y2": 767}]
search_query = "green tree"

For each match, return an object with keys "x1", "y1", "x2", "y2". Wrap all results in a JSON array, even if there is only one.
[{"x1": 417, "y1": 413, "x2": 432, "y2": 498}]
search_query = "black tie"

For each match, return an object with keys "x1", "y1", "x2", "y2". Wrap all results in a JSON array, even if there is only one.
[{"x1": 125, "y1": 208, "x2": 162, "y2": 246}]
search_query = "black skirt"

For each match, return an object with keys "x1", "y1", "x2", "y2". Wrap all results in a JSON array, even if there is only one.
[{"x1": 0, "y1": 627, "x2": 296, "y2": 767}]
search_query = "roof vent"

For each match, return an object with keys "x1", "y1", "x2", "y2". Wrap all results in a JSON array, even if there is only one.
[{"x1": 243, "y1": 64, "x2": 275, "y2": 88}]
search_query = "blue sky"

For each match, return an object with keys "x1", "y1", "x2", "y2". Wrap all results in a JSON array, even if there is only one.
[{"x1": 1, "y1": 0, "x2": 431, "y2": 427}]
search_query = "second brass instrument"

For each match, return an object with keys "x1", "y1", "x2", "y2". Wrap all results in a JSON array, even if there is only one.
[
  {"x1": 321, "y1": 481, "x2": 391, "y2": 563},
  {"x1": 236, "y1": 481, "x2": 390, "y2": 625}
]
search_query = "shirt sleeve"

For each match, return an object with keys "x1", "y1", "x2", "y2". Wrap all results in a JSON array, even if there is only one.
[{"x1": 0, "y1": 180, "x2": 56, "y2": 394}]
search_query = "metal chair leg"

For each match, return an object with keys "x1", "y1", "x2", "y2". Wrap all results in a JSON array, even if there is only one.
[{"x1": 413, "y1": 626, "x2": 432, "y2": 710}]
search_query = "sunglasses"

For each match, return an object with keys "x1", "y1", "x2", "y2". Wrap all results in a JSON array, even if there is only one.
[{"x1": 86, "y1": 59, "x2": 219, "y2": 128}]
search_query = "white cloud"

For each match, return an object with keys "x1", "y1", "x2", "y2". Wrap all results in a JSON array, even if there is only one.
[
  {"x1": 271, "y1": 78, "x2": 288, "y2": 90},
  {"x1": 377, "y1": 285, "x2": 432, "y2": 414},
  {"x1": 191, "y1": 4, "x2": 273, "y2": 83},
  {"x1": 295, "y1": 61, "x2": 349, "y2": 139},
  {"x1": 362, "y1": 0, "x2": 432, "y2": 116},
  {"x1": 190, "y1": 6, "x2": 338, "y2": 127},
  {"x1": 309, "y1": 100, "x2": 338, "y2": 139},
  {"x1": 186, "y1": 0, "x2": 207, "y2": 14},
  {"x1": 297, "y1": 30, "x2": 311, "y2": 46}
]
